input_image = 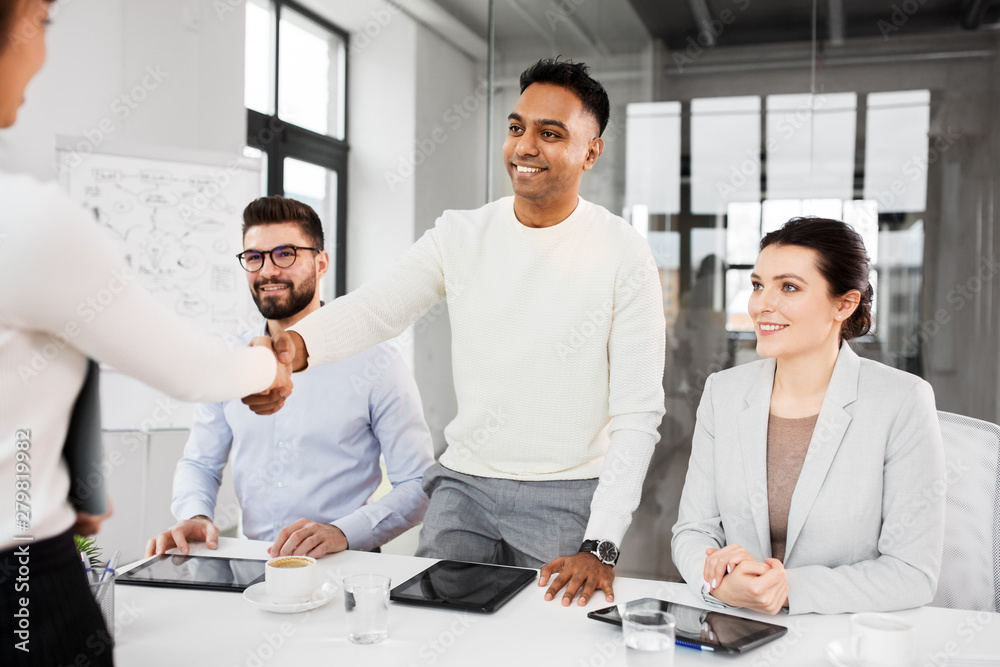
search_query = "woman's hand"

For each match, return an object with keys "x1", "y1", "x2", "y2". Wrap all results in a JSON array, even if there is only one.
[
  {"x1": 710, "y1": 558, "x2": 788, "y2": 615},
  {"x1": 703, "y1": 544, "x2": 757, "y2": 592},
  {"x1": 242, "y1": 335, "x2": 296, "y2": 415}
]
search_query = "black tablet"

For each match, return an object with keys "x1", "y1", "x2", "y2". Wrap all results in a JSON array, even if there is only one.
[
  {"x1": 116, "y1": 554, "x2": 266, "y2": 592},
  {"x1": 389, "y1": 560, "x2": 536, "y2": 613},
  {"x1": 588, "y1": 597, "x2": 788, "y2": 654}
]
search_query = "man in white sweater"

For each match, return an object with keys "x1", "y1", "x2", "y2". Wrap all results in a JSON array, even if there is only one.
[{"x1": 247, "y1": 59, "x2": 666, "y2": 607}]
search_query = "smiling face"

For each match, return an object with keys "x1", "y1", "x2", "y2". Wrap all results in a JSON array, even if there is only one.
[
  {"x1": 502, "y1": 82, "x2": 603, "y2": 218},
  {"x1": 0, "y1": 0, "x2": 49, "y2": 128},
  {"x1": 242, "y1": 222, "x2": 328, "y2": 327},
  {"x1": 749, "y1": 244, "x2": 855, "y2": 361}
]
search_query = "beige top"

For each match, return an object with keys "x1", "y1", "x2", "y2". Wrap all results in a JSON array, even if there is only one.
[{"x1": 767, "y1": 413, "x2": 819, "y2": 562}]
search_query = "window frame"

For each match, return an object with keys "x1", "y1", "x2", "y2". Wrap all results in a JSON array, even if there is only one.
[{"x1": 245, "y1": 0, "x2": 349, "y2": 298}]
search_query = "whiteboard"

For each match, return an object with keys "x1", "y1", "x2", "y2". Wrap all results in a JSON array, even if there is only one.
[{"x1": 56, "y1": 139, "x2": 265, "y2": 430}]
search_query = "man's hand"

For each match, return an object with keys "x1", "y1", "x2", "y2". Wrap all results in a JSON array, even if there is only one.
[
  {"x1": 274, "y1": 329, "x2": 308, "y2": 372},
  {"x1": 241, "y1": 334, "x2": 297, "y2": 415},
  {"x1": 709, "y1": 558, "x2": 788, "y2": 615},
  {"x1": 269, "y1": 519, "x2": 348, "y2": 559},
  {"x1": 145, "y1": 516, "x2": 218, "y2": 557},
  {"x1": 538, "y1": 552, "x2": 615, "y2": 607},
  {"x1": 703, "y1": 544, "x2": 757, "y2": 592},
  {"x1": 74, "y1": 497, "x2": 114, "y2": 537}
]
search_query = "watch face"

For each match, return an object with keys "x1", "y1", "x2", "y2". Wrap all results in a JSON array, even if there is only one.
[{"x1": 596, "y1": 541, "x2": 618, "y2": 563}]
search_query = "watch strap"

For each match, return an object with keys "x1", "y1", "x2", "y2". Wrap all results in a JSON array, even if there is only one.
[{"x1": 579, "y1": 539, "x2": 619, "y2": 566}]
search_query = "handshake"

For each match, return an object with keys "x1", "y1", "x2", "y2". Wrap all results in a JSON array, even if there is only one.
[{"x1": 241, "y1": 329, "x2": 306, "y2": 415}]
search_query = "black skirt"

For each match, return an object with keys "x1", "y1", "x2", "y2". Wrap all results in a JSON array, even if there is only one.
[{"x1": 0, "y1": 527, "x2": 114, "y2": 666}]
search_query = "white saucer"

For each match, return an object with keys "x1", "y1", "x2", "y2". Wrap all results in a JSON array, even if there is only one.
[
  {"x1": 826, "y1": 638, "x2": 915, "y2": 667},
  {"x1": 827, "y1": 638, "x2": 861, "y2": 667},
  {"x1": 243, "y1": 581, "x2": 337, "y2": 614}
]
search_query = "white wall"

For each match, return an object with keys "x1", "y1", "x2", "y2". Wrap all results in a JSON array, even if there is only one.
[
  {"x1": 413, "y1": 22, "x2": 486, "y2": 454},
  {"x1": 0, "y1": 0, "x2": 246, "y2": 178},
  {"x1": 0, "y1": 0, "x2": 123, "y2": 178}
]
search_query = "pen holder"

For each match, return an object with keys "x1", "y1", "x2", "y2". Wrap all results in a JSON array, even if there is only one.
[{"x1": 89, "y1": 579, "x2": 115, "y2": 645}]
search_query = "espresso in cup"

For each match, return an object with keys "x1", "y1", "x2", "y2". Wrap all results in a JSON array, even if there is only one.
[
  {"x1": 265, "y1": 555, "x2": 317, "y2": 602},
  {"x1": 269, "y1": 557, "x2": 312, "y2": 569}
]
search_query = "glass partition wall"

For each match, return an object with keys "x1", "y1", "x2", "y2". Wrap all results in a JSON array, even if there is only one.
[{"x1": 482, "y1": 0, "x2": 1000, "y2": 581}]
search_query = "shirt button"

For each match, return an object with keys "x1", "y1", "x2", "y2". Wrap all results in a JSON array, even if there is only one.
[
  {"x1": 276, "y1": 482, "x2": 283, "y2": 488},
  {"x1": 278, "y1": 442, "x2": 284, "y2": 447}
]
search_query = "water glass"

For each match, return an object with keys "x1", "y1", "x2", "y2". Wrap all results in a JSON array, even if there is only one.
[
  {"x1": 344, "y1": 574, "x2": 390, "y2": 644},
  {"x1": 622, "y1": 603, "x2": 675, "y2": 666}
]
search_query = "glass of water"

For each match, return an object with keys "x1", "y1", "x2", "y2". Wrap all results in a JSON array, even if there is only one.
[
  {"x1": 343, "y1": 574, "x2": 391, "y2": 644},
  {"x1": 622, "y1": 601, "x2": 676, "y2": 666}
]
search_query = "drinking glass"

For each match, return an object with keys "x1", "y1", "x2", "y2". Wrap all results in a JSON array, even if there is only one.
[
  {"x1": 622, "y1": 601, "x2": 676, "y2": 666},
  {"x1": 343, "y1": 574, "x2": 390, "y2": 644}
]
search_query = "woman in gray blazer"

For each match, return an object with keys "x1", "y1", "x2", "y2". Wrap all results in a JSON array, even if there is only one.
[{"x1": 671, "y1": 217, "x2": 945, "y2": 615}]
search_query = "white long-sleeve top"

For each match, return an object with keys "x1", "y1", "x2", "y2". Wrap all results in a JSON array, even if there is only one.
[
  {"x1": 0, "y1": 173, "x2": 277, "y2": 551},
  {"x1": 290, "y1": 196, "x2": 666, "y2": 545}
]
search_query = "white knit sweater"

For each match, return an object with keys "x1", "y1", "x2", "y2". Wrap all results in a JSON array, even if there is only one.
[
  {"x1": 290, "y1": 196, "x2": 666, "y2": 544},
  {"x1": 0, "y1": 173, "x2": 277, "y2": 551}
]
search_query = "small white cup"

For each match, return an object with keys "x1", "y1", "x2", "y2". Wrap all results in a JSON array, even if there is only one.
[
  {"x1": 265, "y1": 556, "x2": 317, "y2": 603},
  {"x1": 849, "y1": 613, "x2": 915, "y2": 667}
]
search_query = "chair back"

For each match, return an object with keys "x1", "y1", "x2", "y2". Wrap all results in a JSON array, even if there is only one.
[{"x1": 933, "y1": 411, "x2": 1000, "y2": 612}]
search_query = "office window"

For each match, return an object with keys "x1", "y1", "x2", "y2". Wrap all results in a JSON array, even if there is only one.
[
  {"x1": 690, "y1": 96, "x2": 761, "y2": 214},
  {"x1": 244, "y1": 0, "x2": 349, "y2": 298},
  {"x1": 244, "y1": 0, "x2": 275, "y2": 116},
  {"x1": 765, "y1": 93, "x2": 857, "y2": 201},
  {"x1": 863, "y1": 90, "x2": 931, "y2": 213},
  {"x1": 278, "y1": 6, "x2": 346, "y2": 138},
  {"x1": 625, "y1": 102, "x2": 681, "y2": 215}
]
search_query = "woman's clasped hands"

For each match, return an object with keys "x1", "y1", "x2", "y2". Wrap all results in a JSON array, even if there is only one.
[{"x1": 702, "y1": 545, "x2": 788, "y2": 615}]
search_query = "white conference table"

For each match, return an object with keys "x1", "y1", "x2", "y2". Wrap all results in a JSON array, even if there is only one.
[{"x1": 111, "y1": 538, "x2": 1000, "y2": 666}]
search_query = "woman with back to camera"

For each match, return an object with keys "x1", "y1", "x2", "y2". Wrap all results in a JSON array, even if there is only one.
[
  {"x1": 671, "y1": 217, "x2": 946, "y2": 615},
  {"x1": 0, "y1": 1, "x2": 292, "y2": 664}
]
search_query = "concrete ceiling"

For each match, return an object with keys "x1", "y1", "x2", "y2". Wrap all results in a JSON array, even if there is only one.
[
  {"x1": 428, "y1": 0, "x2": 650, "y2": 56},
  {"x1": 428, "y1": 0, "x2": 1000, "y2": 53},
  {"x1": 623, "y1": 0, "x2": 998, "y2": 48}
]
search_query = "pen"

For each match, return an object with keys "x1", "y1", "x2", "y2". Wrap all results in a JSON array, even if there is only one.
[
  {"x1": 676, "y1": 640, "x2": 714, "y2": 652},
  {"x1": 93, "y1": 550, "x2": 121, "y2": 604},
  {"x1": 80, "y1": 551, "x2": 94, "y2": 584},
  {"x1": 99, "y1": 550, "x2": 121, "y2": 583}
]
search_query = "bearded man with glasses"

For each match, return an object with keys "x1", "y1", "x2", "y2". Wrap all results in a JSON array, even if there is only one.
[{"x1": 146, "y1": 196, "x2": 434, "y2": 560}]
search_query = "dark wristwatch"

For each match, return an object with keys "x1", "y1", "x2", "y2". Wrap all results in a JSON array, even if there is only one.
[{"x1": 579, "y1": 539, "x2": 620, "y2": 566}]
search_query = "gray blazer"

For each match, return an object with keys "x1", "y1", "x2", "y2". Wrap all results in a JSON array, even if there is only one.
[{"x1": 671, "y1": 343, "x2": 946, "y2": 614}]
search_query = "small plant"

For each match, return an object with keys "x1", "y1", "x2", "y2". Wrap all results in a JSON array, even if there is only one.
[{"x1": 75, "y1": 534, "x2": 103, "y2": 568}]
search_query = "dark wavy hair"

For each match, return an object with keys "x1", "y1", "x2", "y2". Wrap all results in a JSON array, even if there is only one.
[
  {"x1": 242, "y1": 196, "x2": 324, "y2": 249},
  {"x1": 519, "y1": 57, "x2": 610, "y2": 136},
  {"x1": 760, "y1": 217, "x2": 874, "y2": 340}
]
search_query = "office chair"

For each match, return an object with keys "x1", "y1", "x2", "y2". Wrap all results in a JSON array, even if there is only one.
[{"x1": 931, "y1": 411, "x2": 1000, "y2": 612}]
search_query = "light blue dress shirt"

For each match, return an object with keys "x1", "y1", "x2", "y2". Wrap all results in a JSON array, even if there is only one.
[{"x1": 171, "y1": 332, "x2": 434, "y2": 552}]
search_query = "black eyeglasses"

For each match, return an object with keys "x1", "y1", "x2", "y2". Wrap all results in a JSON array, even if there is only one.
[{"x1": 236, "y1": 245, "x2": 320, "y2": 272}]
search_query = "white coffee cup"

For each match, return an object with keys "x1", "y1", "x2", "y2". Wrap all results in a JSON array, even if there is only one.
[
  {"x1": 849, "y1": 613, "x2": 916, "y2": 667},
  {"x1": 265, "y1": 556, "x2": 318, "y2": 603}
]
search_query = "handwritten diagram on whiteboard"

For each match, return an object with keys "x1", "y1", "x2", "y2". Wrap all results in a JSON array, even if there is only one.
[
  {"x1": 58, "y1": 145, "x2": 263, "y2": 339},
  {"x1": 56, "y1": 141, "x2": 266, "y2": 429}
]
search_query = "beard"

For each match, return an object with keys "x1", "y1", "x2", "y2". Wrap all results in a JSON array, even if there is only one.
[{"x1": 251, "y1": 273, "x2": 317, "y2": 320}]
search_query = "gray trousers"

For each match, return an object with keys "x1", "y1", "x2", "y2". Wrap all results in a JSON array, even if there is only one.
[{"x1": 415, "y1": 462, "x2": 599, "y2": 568}]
